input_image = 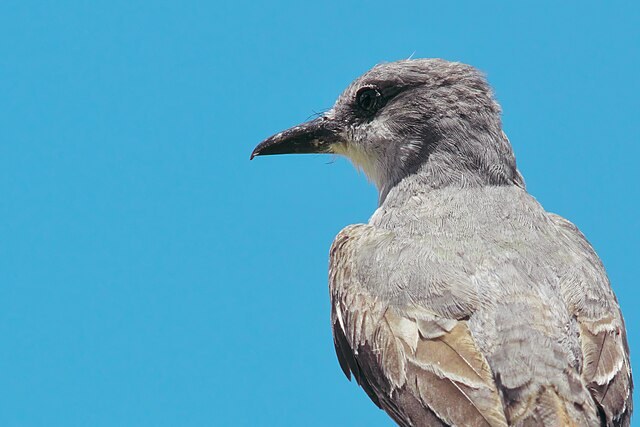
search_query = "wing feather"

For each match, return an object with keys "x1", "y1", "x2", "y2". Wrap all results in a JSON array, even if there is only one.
[
  {"x1": 550, "y1": 214, "x2": 633, "y2": 426},
  {"x1": 330, "y1": 226, "x2": 508, "y2": 426}
]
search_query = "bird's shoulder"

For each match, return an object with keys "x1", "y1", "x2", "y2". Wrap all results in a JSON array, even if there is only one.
[
  {"x1": 329, "y1": 221, "x2": 480, "y2": 318},
  {"x1": 329, "y1": 224, "x2": 508, "y2": 426}
]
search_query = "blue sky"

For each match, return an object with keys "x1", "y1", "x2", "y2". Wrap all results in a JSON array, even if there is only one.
[{"x1": 1, "y1": 1, "x2": 639, "y2": 426}]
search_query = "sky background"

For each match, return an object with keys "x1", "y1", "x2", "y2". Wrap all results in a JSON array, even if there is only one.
[{"x1": 1, "y1": 1, "x2": 639, "y2": 426}]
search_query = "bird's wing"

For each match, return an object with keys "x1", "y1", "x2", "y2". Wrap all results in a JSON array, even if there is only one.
[
  {"x1": 329, "y1": 224, "x2": 508, "y2": 427},
  {"x1": 550, "y1": 214, "x2": 633, "y2": 426}
]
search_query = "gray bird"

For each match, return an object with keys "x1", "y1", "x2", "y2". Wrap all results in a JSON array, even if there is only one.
[{"x1": 251, "y1": 59, "x2": 632, "y2": 426}]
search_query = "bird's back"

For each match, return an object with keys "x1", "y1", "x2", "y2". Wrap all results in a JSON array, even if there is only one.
[{"x1": 330, "y1": 184, "x2": 631, "y2": 426}]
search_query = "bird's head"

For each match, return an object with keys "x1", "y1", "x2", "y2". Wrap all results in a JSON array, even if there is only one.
[{"x1": 251, "y1": 59, "x2": 523, "y2": 203}]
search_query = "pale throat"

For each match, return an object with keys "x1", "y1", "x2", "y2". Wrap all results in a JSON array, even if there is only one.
[{"x1": 331, "y1": 142, "x2": 384, "y2": 190}]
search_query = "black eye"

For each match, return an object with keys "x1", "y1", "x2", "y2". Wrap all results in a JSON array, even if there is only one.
[{"x1": 356, "y1": 87, "x2": 382, "y2": 114}]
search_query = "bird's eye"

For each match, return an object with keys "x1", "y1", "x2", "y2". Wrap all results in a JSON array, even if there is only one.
[{"x1": 356, "y1": 88, "x2": 382, "y2": 114}]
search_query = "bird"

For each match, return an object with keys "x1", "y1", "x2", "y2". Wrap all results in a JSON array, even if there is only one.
[{"x1": 250, "y1": 59, "x2": 632, "y2": 426}]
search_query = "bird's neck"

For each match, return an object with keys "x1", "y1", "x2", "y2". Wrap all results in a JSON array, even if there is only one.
[{"x1": 377, "y1": 130, "x2": 523, "y2": 206}]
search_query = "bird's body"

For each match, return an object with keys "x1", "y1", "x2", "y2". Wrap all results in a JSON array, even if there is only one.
[
  {"x1": 252, "y1": 59, "x2": 632, "y2": 426},
  {"x1": 330, "y1": 183, "x2": 630, "y2": 426}
]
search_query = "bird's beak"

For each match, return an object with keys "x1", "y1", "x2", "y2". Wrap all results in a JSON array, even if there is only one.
[{"x1": 250, "y1": 117, "x2": 340, "y2": 160}]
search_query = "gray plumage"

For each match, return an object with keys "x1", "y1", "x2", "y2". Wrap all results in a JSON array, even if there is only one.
[{"x1": 251, "y1": 59, "x2": 632, "y2": 426}]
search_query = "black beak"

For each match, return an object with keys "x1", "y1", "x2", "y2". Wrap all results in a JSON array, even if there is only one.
[{"x1": 250, "y1": 117, "x2": 340, "y2": 160}]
